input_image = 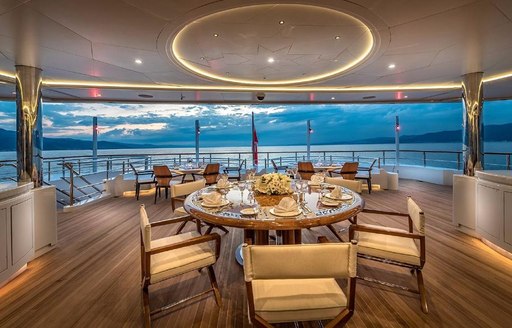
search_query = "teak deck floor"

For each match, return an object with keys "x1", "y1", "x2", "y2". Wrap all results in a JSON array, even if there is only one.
[{"x1": 1, "y1": 180, "x2": 512, "y2": 328}]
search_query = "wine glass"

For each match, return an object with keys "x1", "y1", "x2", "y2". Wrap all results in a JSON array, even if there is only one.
[{"x1": 238, "y1": 182, "x2": 246, "y2": 203}]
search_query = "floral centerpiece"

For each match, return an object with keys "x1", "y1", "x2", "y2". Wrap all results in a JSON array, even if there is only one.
[{"x1": 254, "y1": 173, "x2": 293, "y2": 195}]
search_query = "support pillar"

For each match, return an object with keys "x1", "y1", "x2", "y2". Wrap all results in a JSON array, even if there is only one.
[
  {"x1": 92, "y1": 117, "x2": 98, "y2": 173},
  {"x1": 462, "y1": 72, "x2": 484, "y2": 176},
  {"x1": 16, "y1": 65, "x2": 43, "y2": 187}
]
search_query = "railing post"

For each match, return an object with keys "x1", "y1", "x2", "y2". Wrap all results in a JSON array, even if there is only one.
[
  {"x1": 352, "y1": 151, "x2": 355, "y2": 161},
  {"x1": 209, "y1": 153, "x2": 212, "y2": 163},
  {"x1": 144, "y1": 156, "x2": 149, "y2": 170},
  {"x1": 457, "y1": 153, "x2": 461, "y2": 170},
  {"x1": 122, "y1": 161, "x2": 125, "y2": 174},
  {"x1": 507, "y1": 154, "x2": 511, "y2": 170},
  {"x1": 78, "y1": 159, "x2": 81, "y2": 174},
  {"x1": 68, "y1": 163, "x2": 74, "y2": 206},
  {"x1": 378, "y1": 158, "x2": 381, "y2": 168},
  {"x1": 279, "y1": 156, "x2": 283, "y2": 166},
  {"x1": 47, "y1": 161, "x2": 51, "y2": 181},
  {"x1": 238, "y1": 153, "x2": 241, "y2": 166},
  {"x1": 323, "y1": 151, "x2": 326, "y2": 163},
  {"x1": 62, "y1": 160, "x2": 65, "y2": 177},
  {"x1": 382, "y1": 151, "x2": 386, "y2": 166},
  {"x1": 295, "y1": 152, "x2": 298, "y2": 163},
  {"x1": 266, "y1": 153, "x2": 270, "y2": 167},
  {"x1": 423, "y1": 152, "x2": 427, "y2": 167},
  {"x1": 228, "y1": 158, "x2": 230, "y2": 166}
]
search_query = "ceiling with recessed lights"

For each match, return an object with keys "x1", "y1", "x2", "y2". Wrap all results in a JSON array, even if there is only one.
[{"x1": 0, "y1": 0, "x2": 512, "y2": 103}]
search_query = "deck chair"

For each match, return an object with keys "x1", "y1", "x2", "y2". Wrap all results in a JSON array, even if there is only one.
[
  {"x1": 329, "y1": 162, "x2": 359, "y2": 180},
  {"x1": 192, "y1": 163, "x2": 220, "y2": 185},
  {"x1": 223, "y1": 159, "x2": 246, "y2": 181},
  {"x1": 355, "y1": 159, "x2": 377, "y2": 193},
  {"x1": 130, "y1": 163, "x2": 155, "y2": 200},
  {"x1": 349, "y1": 196, "x2": 428, "y2": 313},
  {"x1": 153, "y1": 165, "x2": 185, "y2": 204},
  {"x1": 170, "y1": 179, "x2": 206, "y2": 235},
  {"x1": 243, "y1": 242, "x2": 358, "y2": 327},
  {"x1": 271, "y1": 159, "x2": 288, "y2": 173},
  {"x1": 139, "y1": 204, "x2": 222, "y2": 327},
  {"x1": 297, "y1": 161, "x2": 315, "y2": 180}
]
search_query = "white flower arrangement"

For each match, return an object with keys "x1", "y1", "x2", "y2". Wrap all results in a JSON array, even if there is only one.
[{"x1": 254, "y1": 173, "x2": 293, "y2": 195}]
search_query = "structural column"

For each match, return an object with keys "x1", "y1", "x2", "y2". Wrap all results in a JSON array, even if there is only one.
[
  {"x1": 462, "y1": 72, "x2": 484, "y2": 176},
  {"x1": 16, "y1": 65, "x2": 43, "y2": 187}
]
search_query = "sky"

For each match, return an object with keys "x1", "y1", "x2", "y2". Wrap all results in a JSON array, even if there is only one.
[{"x1": 0, "y1": 100, "x2": 510, "y2": 147}]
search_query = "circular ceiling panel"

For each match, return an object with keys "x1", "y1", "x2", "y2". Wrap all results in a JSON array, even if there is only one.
[{"x1": 171, "y1": 4, "x2": 375, "y2": 85}]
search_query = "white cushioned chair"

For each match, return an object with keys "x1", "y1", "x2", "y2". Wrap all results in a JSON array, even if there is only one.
[
  {"x1": 349, "y1": 196, "x2": 428, "y2": 313},
  {"x1": 324, "y1": 176, "x2": 363, "y2": 194},
  {"x1": 242, "y1": 242, "x2": 358, "y2": 327},
  {"x1": 170, "y1": 179, "x2": 206, "y2": 234},
  {"x1": 139, "y1": 204, "x2": 222, "y2": 327}
]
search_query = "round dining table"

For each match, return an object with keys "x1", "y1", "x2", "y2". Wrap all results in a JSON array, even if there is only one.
[{"x1": 184, "y1": 182, "x2": 365, "y2": 264}]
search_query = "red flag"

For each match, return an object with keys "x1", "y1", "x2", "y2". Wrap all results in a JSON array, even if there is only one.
[{"x1": 252, "y1": 112, "x2": 258, "y2": 165}]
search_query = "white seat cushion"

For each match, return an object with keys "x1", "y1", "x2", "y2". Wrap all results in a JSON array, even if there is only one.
[
  {"x1": 150, "y1": 231, "x2": 216, "y2": 283},
  {"x1": 355, "y1": 225, "x2": 421, "y2": 266},
  {"x1": 252, "y1": 278, "x2": 346, "y2": 323},
  {"x1": 174, "y1": 206, "x2": 187, "y2": 215}
]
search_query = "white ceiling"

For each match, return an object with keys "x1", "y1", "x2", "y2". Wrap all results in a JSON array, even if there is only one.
[{"x1": 0, "y1": 0, "x2": 511, "y2": 103}]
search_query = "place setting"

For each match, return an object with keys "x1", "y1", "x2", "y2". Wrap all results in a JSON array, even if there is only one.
[
  {"x1": 321, "y1": 186, "x2": 353, "y2": 207},
  {"x1": 269, "y1": 197, "x2": 303, "y2": 217},
  {"x1": 200, "y1": 191, "x2": 230, "y2": 209}
]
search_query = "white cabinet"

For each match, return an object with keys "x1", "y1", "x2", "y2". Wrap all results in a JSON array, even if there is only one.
[
  {"x1": 0, "y1": 184, "x2": 34, "y2": 287},
  {"x1": 505, "y1": 191, "x2": 512, "y2": 246}
]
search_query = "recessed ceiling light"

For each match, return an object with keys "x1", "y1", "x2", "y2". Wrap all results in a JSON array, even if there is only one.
[
  {"x1": 97, "y1": 93, "x2": 102, "y2": 97},
  {"x1": 334, "y1": 36, "x2": 341, "y2": 40},
  {"x1": 388, "y1": 63, "x2": 396, "y2": 69},
  {"x1": 200, "y1": 57, "x2": 206, "y2": 60},
  {"x1": 134, "y1": 59, "x2": 143, "y2": 64},
  {"x1": 138, "y1": 94, "x2": 153, "y2": 98},
  {"x1": 213, "y1": 33, "x2": 219, "y2": 37},
  {"x1": 362, "y1": 95, "x2": 376, "y2": 99},
  {"x1": 404, "y1": 95, "x2": 408, "y2": 98},
  {"x1": 279, "y1": 20, "x2": 285, "y2": 25},
  {"x1": 331, "y1": 97, "x2": 335, "y2": 100},
  {"x1": 11, "y1": 91, "x2": 16, "y2": 95},
  {"x1": 267, "y1": 57, "x2": 275, "y2": 63}
]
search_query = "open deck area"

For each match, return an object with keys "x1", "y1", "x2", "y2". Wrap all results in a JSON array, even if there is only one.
[{"x1": 1, "y1": 180, "x2": 511, "y2": 327}]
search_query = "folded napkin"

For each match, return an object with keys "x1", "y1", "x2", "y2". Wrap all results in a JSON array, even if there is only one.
[
  {"x1": 330, "y1": 186, "x2": 343, "y2": 199},
  {"x1": 217, "y1": 179, "x2": 230, "y2": 188},
  {"x1": 202, "y1": 192, "x2": 223, "y2": 205},
  {"x1": 273, "y1": 197, "x2": 299, "y2": 213},
  {"x1": 310, "y1": 174, "x2": 325, "y2": 185}
]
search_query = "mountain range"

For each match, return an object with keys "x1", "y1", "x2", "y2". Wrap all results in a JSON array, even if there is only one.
[{"x1": 0, "y1": 123, "x2": 511, "y2": 151}]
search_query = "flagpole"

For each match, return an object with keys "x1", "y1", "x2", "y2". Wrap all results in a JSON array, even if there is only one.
[
  {"x1": 195, "y1": 120, "x2": 200, "y2": 166},
  {"x1": 395, "y1": 115, "x2": 400, "y2": 173},
  {"x1": 92, "y1": 116, "x2": 98, "y2": 173},
  {"x1": 252, "y1": 112, "x2": 258, "y2": 168},
  {"x1": 307, "y1": 120, "x2": 311, "y2": 161}
]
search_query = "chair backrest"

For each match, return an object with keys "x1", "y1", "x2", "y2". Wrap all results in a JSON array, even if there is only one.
[
  {"x1": 368, "y1": 158, "x2": 377, "y2": 170},
  {"x1": 408, "y1": 196, "x2": 425, "y2": 235},
  {"x1": 239, "y1": 159, "x2": 246, "y2": 170},
  {"x1": 171, "y1": 179, "x2": 206, "y2": 197},
  {"x1": 153, "y1": 165, "x2": 172, "y2": 186},
  {"x1": 297, "y1": 161, "x2": 315, "y2": 180},
  {"x1": 324, "y1": 177, "x2": 362, "y2": 193},
  {"x1": 271, "y1": 159, "x2": 279, "y2": 171},
  {"x1": 242, "y1": 243, "x2": 357, "y2": 282},
  {"x1": 340, "y1": 162, "x2": 359, "y2": 180},
  {"x1": 139, "y1": 204, "x2": 151, "y2": 251},
  {"x1": 204, "y1": 163, "x2": 220, "y2": 175}
]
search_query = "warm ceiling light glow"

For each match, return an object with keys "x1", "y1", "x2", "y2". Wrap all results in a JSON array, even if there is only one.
[
  {"x1": 134, "y1": 59, "x2": 143, "y2": 64},
  {"x1": 331, "y1": 97, "x2": 335, "y2": 100},
  {"x1": 388, "y1": 63, "x2": 396, "y2": 69},
  {"x1": 404, "y1": 95, "x2": 408, "y2": 98},
  {"x1": 171, "y1": 4, "x2": 375, "y2": 85},
  {"x1": 213, "y1": 33, "x2": 219, "y2": 37},
  {"x1": 267, "y1": 57, "x2": 275, "y2": 63},
  {"x1": 335, "y1": 36, "x2": 341, "y2": 40},
  {"x1": 200, "y1": 57, "x2": 206, "y2": 60},
  {"x1": 279, "y1": 20, "x2": 285, "y2": 25}
]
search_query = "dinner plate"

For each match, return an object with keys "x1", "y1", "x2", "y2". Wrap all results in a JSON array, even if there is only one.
[
  {"x1": 308, "y1": 181, "x2": 322, "y2": 186},
  {"x1": 269, "y1": 208, "x2": 302, "y2": 217},
  {"x1": 201, "y1": 199, "x2": 230, "y2": 208},
  {"x1": 321, "y1": 199, "x2": 340, "y2": 207},
  {"x1": 325, "y1": 193, "x2": 353, "y2": 201},
  {"x1": 240, "y1": 208, "x2": 257, "y2": 215}
]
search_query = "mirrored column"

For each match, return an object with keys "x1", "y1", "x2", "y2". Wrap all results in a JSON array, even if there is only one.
[
  {"x1": 462, "y1": 72, "x2": 484, "y2": 176},
  {"x1": 16, "y1": 65, "x2": 43, "y2": 187}
]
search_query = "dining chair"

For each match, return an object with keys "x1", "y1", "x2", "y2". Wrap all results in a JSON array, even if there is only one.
[
  {"x1": 349, "y1": 196, "x2": 428, "y2": 313},
  {"x1": 170, "y1": 179, "x2": 206, "y2": 234},
  {"x1": 153, "y1": 165, "x2": 185, "y2": 204},
  {"x1": 325, "y1": 176, "x2": 363, "y2": 194},
  {"x1": 329, "y1": 162, "x2": 359, "y2": 179},
  {"x1": 297, "y1": 161, "x2": 315, "y2": 180},
  {"x1": 270, "y1": 159, "x2": 288, "y2": 174},
  {"x1": 130, "y1": 163, "x2": 155, "y2": 200},
  {"x1": 355, "y1": 158, "x2": 377, "y2": 193},
  {"x1": 223, "y1": 159, "x2": 246, "y2": 181},
  {"x1": 192, "y1": 163, "x2": 220, "y2": 185},
  {"x1": 242, "y1": 242, "x2": 358, "y2": 327},
  {"x1": 139, "y1": 204, "x2": 222, "y2": 327}
]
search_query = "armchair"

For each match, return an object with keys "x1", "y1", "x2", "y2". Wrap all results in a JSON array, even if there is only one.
[
  {"x1": 130, "y1": 163, "x2": 155, "y2": 200},
  {"x1": 140, "y1": 204, "x2": 222, "y2": 327},
  {"x1": 170, "y1": 179, "x2": 206, "y2": 234},
  {"x1": 192, "y1": 163, "x2": 220, "y2": 185},
  {"x1": 242, "y1": 242, "x2": 358, "y2": 327},
  {"x1": 329, "y1": 162, "x2": 359, "y2": 180},
  {"x1": 297, "y1": 161, "x2": 315, "y2": 180},
  {"x1": 349, "y1": 196, "x2": 428, "y2": 313},
  {"x1": 270, "y1": 159, "x2": 288, "y2": 173},
  {"x1": 355, "y1": 158, "x2": 377, "y2": 193},
  {"x1": 223, "y1": 159, "x2": 246, "y2": 181},
  {"x1": 153, "y1": 165, "x2": 185, "y2": 204}
]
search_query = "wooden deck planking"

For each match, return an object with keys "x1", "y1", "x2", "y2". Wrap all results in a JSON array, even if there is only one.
[{"x1": 0, "y1": 179, "x2": 511, "y2": 327}]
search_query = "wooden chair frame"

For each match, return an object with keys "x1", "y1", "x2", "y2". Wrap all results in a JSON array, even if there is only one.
[
  {"x1": 355, "y1": 159, "x2": 377, "y2": 194},
  {"x1": 192, "y1": 163, "x2": 220, "y2": 185},
  {"x1": 328, "y1": 162, "x2": 359, "y2": 180},
  {"x1": 223, "y1": 159, "x2": 246, "y2": 181},
  {"x1": 153, "y1": 165, "x2": 186, "y2": 204},
  {"x1": 244, "y1": 241, "x2": 358, "y2": 328},
  {"x1": 297, "y1": 161, "x2": 315, "y2": 180},
  {"x1": 270, "y1": 159, "x2": 288, "y2": 173},
  {"x1": 130, "y1": 163, "x2": 155, "y2": 200},
  {"x1": 349, "y1": 207, "x2": 428, "y2": 313},
  {"x1": 140, "y1": 215, "x2": 222, "y2": 328}
]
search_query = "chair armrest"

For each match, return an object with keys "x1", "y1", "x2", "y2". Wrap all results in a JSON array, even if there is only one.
[
  {"x1": 362, "y1": 208, "x2": 409, "y2": 217},
  {"x1": 150, "y1": 215, "x2": 194, "y2": 227},
  {"x1": 350, "y1": 224, "x2": 423, "y2": 240},
  {"x1": 150, "y1": 233, "x2": 222, "y2": 258}
]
